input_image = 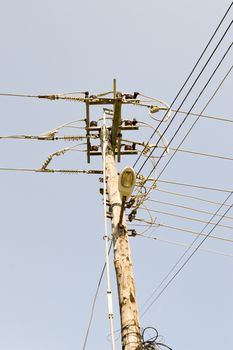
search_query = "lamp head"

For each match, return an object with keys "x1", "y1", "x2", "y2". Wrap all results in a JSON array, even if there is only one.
[{"x1": 118, "y1": 166, "x2": 136, "y2": 200}]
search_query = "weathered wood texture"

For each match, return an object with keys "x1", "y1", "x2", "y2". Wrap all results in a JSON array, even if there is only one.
[{"x1": 105, "y1": 141, "x2": 141, "y2": 350}]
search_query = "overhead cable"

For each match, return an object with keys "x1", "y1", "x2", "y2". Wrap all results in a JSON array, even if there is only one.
[
  {"x1": 82, "y1": 242, "x2": 113, "y2": 350},
  {"x1": 136, "y1": 49, "x2": 232, "y2": 201},
  {"x1": 130, "y1": 222, "x2": 233, "y2": 244},
  {"x1": 171, "y1": 109, "x2": 233, "y2": 124},
  {"x1": 155, "y1": 179, "x2": 232, "y2": 193},
  {"x1": 154, "y1": 63, "x2": 233, "y2": 181},
  {"x1": 145, "y1": 199, "x2": 233, "y2": 220},
  {"x1": 133, "y1": 12, "x2": 233, "y2": 171},
  {"x1": 0, "y1": 167, "x2": 103, "y2": 174},
  {"x1": 135, "y1": 232, "x2": 233, "y2": 258},
  {"x1": 156, "y1": 188, "x2": 232, "y2": 208},
  {"x1": 140, "y1": 191, "x2": 233, "y2": 317},
  {"x1": 137, "y1": 207, "x2": 233, "y2": 230}
]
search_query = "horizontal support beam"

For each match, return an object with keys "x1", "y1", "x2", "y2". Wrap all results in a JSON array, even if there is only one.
[
  {"x1": 90, "y1": 150, "x2": 138, "y2": 156},
  {"x1": 86, "y1": 126, "x2": 139, "y2": 132}
]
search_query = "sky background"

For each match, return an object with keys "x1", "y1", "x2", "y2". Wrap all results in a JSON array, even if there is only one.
[{"x1": 0, "y1": 1, "x2": 232, "y2": 350}]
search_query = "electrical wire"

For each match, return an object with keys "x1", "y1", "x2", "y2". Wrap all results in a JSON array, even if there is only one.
[
  {"x1": 0, "y1": 167, "x2": 36, "y2": 172},
  {"x1": 133, "y1": 138, "x2": 233, "y2": 162},
  {"x1": 140, "y1": 191, "x2": 233, "y2": 317},
  {"x1": 137, "y1": 207, "x2": 233, "y2": 230},
  {"x1": 144, "y1": 199, "x2": 233, "y2": 220},
  {"x1": 82, "y1": 242, "x2": 113, "y2": 350},
  {"x1": 171, "y1": 109, "x2": 233, "y2": 124},
  {"x1": 156, "y1": 188, "x2": 232, "y2": 208},
  {"x1": 168, "y1": 146, "x2": 233, "y2": 162},
  {"x1": 136, "y1": 46, "x2": 232, "y2": 201},
  {"x1": 0, "y1": 167, "x2": 103, "y2": 174},
  {"x1": 137, "y1": 94, "x2": 171, "y2": 122},
  {"x1": 129, "y1": 222, "x2": 233, "y2": 244},
  {"x1": 133, "y1": 10, "x2": 233, "y2": 170},
  {"x1": 39, "y1": 143, "x2": 86, "y2": 170},
  {"x1": 0, "y1": 93, "x2": 40, "y2": 98},
  {"x1": 134, "y1": 232, "x2": 233, "y2": 258},
  {"x1": 152, "y1": 143, "x2": 233, "y2": 162},
  {"x1": 0, "y1": 92, "x2": 86, "y2": 102},
  {"x1": 154, "y1": 63, "x2": 233, "y2": 181},
  {"x1": 155, "y1": 179, "x2": 232, "y2": 193},
  {"x1": 133, "y1": 60, "x2": 232, "y2": 208},
  {"x1": 139, "y1": 327, "x2": 172, "y2": 350}
]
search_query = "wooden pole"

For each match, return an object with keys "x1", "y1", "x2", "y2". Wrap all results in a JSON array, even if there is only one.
[{"x1": 103, "y1": 129, "x2": 141, "y2": 350}]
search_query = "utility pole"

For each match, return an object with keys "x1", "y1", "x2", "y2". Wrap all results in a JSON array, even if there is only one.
[
  {"x1": 103, "y1": 130, "x2": 141, "y2": 350},
  {"x1": 0, "y1": 80, "x2": 171, "y2": 350},
  {"x1": 100, "y1": 80, "x2": 141, "y2": 350},
  {"x1": 40, "y1": 81, "x2": 163, "y2": 350}
]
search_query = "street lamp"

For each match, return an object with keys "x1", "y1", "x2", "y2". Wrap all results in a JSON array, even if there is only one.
[
  {"x1": 118, "y1": 167, "x2": 136, "y2": 227},
  {"x1": 118, "y1": 166, "x2": 136, "y2": 200}
]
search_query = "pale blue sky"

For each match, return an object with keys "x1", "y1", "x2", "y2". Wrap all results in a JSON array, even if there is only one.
[{"x1": 0, "y1": 1, "x2": 232, "y2": 350}]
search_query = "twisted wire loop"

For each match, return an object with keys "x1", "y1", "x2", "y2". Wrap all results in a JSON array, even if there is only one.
[
  {"x1": 130, "y1": 176, "x2": 157, "y2": 211},
  {"x1": 136, "y1": 328, "x2": 172, "y2": 350}
]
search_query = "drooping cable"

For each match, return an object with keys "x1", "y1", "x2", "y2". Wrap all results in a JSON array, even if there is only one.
[{"x1": 138, "y1": 327, "x2": 172, "y2": 350}]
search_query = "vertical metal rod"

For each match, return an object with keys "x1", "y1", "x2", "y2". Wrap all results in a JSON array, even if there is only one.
[
  {"x1": 113, "y1": 78, "x2": 116, "y2": 99},
  {"x1": 86, "y1": 101, "x2": 91, "y2": 163},
  {"x1": 102, "y1": 111, "x2": 116, "y2": 350}
]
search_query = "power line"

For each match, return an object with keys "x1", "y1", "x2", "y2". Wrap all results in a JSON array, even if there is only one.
[
  {"x1": 0, "y1": 92, "x2": 85, "y2": 102},
  {"x1": 82, "y1": 242, "x2": 113, "y2": 350},
  {"x1": 140, "y1": 191, "x2": 233, "y2": 317},
  {"x1": 133, "y1": 2, "x2": 233, "y2": 169},
  {"x1": 171, "y1": 109, "x2": 233, "y2": 124},
  {"x1": 145, "y1": 199, "x2": 233, "y2": 220},
  {"x1": 154, "y1": 62, "x2": 233, "y2": 180},
  {"x1": 0, "y1": 92, "x2": 41, "y2": 98},
  {"x1": 167, "y1": 146, "x2": 233, "y2": 162},
  {"x1": 137, "y1": 208, "x2": 233, "y2": 230},
  {"x1": 133, "y1": 53, "x2": 232, "y2": 210},
  {"x1": 135, "y1": 232, "x2": 233, "y2": 258},
  {"x1": 137, "y1": 141, "x2": 233, "y2": 162},
  {"x1": 156, "y1": 188, "x2": 232, "y2": 208},
  {"x1": 129, "y1": 222, "x2": 233, "y2": 244},
  {"x1": 137, "y1": 47, "x2": 232, "y2": 198},
  {"x1": 134, "y1": 17, "x2": 233, "y2": 173},
  {"x1": 0, "y1": 134, "x2": 91, "y2": 141},
  {"x1": 155, "y1": 179, "x2": 232, "y2": 193},
  {"x1": 0, "y1": 167, "x2": 103, "y2": 174}
]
